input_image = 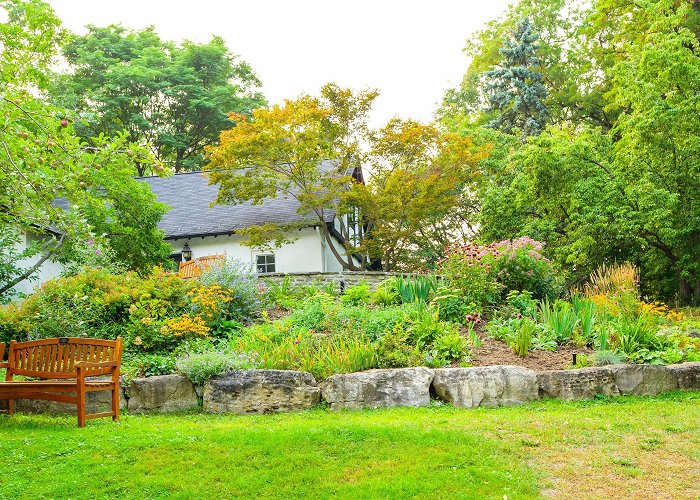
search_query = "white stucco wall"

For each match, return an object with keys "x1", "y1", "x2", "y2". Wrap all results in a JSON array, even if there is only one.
[
  {"x1": 169, "y1": 227, "x2": 325, "y2": 273},
  {"x1": 11, "y1": 231, "x2": 64, "y2": 297}
]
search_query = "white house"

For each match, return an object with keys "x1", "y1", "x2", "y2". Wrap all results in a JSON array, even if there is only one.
[
  {"x1": 8, "y1": 160, "x2": 362, "y2": 295},
  {"x1": 143, "y1": 167, "x2": 361, "y2": 274}
]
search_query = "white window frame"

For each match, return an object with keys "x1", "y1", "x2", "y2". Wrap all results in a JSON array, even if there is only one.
[{"x1": 255, "y1": 253, "x2": 276, "y2": 274}]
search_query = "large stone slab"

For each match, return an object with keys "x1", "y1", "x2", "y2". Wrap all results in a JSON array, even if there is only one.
[
  {"x1": 538, "y1": 367, "x2": 619, "y2": 400},
  {"x1": 204, "y1": 370, "x2": 320, "y2": 414},
  {"x1": 128, "y1": 374, "x2": 198, "y2": 413},
  {"x1": 432, "y1": 366, "x2": 538, "y2": 408},
  {"x1": 666, "y1": 362, "x2": 700, "y2": 391},
  {"x1": 321, "y1": 367, "x2": 434, "y2": 410},
  {"x1": 6, "y1": 377, "x2": 126, "y2": 415},
  {"x1": 610, "y1": 364, "x2": 678, "y2": 395}
]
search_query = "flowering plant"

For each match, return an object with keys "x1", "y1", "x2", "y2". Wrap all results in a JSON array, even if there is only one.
[{"x1": 439, "y1": 237, "x2": 560, "y2": 305}]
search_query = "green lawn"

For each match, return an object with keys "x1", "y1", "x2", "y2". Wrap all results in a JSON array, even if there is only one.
[{"x1": 1, "y1": 393, "x2": 699, "y2": 499}]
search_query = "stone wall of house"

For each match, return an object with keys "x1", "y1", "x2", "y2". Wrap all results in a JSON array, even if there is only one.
[{"x1": 258, "y1": 271, "x2": 410, "y2": 292}]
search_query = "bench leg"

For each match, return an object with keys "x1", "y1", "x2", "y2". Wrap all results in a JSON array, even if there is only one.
[
  {"x1": 77, "y1": 385, "x2": 86, "y2": 428},
  {"x1": 111, "y1": 386, "x2": 120, "y2": 422},
  {"x1": 7, "y1": 399, "x2": 14, "y2": 416}
]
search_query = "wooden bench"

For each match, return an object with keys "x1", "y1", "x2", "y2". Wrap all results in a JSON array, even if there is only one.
[{"x1": 0, "y1": 337, "x2": 122, "y2": 427}]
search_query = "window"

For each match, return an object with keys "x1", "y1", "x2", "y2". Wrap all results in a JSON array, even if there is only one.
[{"x1": 255, "y1": 254, "x2": 276, "y2": 273}]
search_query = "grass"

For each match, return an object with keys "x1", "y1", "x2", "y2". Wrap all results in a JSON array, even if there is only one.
[{"x1": 0, "y1": 393, "x2": 699, "y2": 499}]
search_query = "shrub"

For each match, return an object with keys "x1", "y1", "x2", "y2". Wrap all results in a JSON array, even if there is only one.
[
  {"x1": 371, "y1": 278, "x2": 400, "y2": 306},
  {"x1": 431, "y1": 331, "x2": 470, "y2": 365},
  {"x1": 377, "y1": 324, "x2": 424, "y2": 368},
  {"x1": 341, "y1": 281, "x2": 372, "y2": 306},
  {"x1": 0, "y1": 267, "x2": 194, "y2": 350},
  {"x1": 122, "y1": 353, "x2": 178, "y2": 382},
  {"x1": 431, "y1": 287, "x2": 477, "y2": 324},
  {"x1": 176, "y1": 350, "x2": 261, "y2": 385},
  {"x1": 197, "y1": 257, "x2": 261, "y2": 321},
  {"x1": 439, "y1": 237, "x2": 561, "y2": 306}
]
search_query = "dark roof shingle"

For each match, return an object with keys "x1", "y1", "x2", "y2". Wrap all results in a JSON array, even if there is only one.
[{"x1": 141, "y1": 166, "x2": 336, "y2": 239}]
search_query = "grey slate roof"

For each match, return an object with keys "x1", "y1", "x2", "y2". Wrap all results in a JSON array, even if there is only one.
[{"x1": 141, "y1": 169, "x2": 336, "y2": 240}]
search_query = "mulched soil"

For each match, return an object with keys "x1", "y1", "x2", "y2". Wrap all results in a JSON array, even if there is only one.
[{"x1": 469, "y1": 333, "x2": 593, "y2": 371}]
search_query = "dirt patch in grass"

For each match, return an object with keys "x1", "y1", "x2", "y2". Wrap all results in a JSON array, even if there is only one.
[{"x1": 469, "y1": 335, "x2": 593, "y2": 371}]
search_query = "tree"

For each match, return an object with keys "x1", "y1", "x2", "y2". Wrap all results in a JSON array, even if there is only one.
[
  {"x1": 52, "y1": 26, "x2": 266, "y2": 174},
  {"x1": 483, "y1": 18, "x2": 548, "y2": 137},
  {"x1": 345, "y1": 119, "x2": 487, "y2": 271},
  {"x1": 442, "y1": 0, "x2": 700, "y2": 302},
  {"x1": 0, "y1": 0, "x2": 171, "y2": 299},
  {"x1": 207, "y1": 84, "x2": 377, "y2": 271}
]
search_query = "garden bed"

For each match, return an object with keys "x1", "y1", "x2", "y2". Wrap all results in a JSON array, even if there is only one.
[{"x1": 470, "y1": 334, "x2": 593, "y2": 371}]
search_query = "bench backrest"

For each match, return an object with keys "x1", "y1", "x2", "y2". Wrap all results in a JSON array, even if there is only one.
[{"x1": 4, "y1": 337, "x2": 122, "y2": 379}]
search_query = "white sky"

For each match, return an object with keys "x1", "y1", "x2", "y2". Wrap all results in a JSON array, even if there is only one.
[{"x1": 47, "y1": 0, "x2": 509, "y2": 127}]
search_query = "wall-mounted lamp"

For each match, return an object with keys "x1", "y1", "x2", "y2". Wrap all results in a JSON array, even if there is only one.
[{"x1": 181, "y1": 242, "x2": 192, "y2": 262}]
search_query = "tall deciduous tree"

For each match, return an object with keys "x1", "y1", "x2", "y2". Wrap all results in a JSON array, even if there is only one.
[
  {"x1": 207, "y1": 84, "x2": 377, "y2": 271},
  {"x1": 345, "y1": 119, "x2": 487, "y2": 271},
  {"x1": 0, "y1": 0, "x2": 171, "y2": 299},
  {"x1": 52, "y1": 26, "x2": 266, "y2": 174},
  {"x1": 442, "y1": 0, "x2": 700, "y2": 302}
]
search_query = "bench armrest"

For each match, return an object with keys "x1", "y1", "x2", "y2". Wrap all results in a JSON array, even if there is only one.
[{"x1": 0, "y1": 362, "x2": 9, "y2": 369}]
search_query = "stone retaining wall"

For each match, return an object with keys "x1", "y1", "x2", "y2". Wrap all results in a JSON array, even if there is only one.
[{"x1": 5, "y1": 363, "x2": 700, "y2": 416}]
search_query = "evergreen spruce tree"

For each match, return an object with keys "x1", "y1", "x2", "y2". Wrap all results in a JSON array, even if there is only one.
[{"x1": 484, "y1": 18, "x2": 548, "y2": 137}]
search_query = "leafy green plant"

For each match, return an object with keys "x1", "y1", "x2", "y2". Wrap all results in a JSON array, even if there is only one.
[
  {"x1": 431, "y1": 288, "x2": 475, "y2": 324},
  {"x1": 467, "y1": 323, "x2": 482, "y2": 348},
  {"x1": 397, "y1": 275, "x2": 436, "y2": 303},
  {"x1": 591, "y1": 350, "x2": 626, "y2": 366},
  {"x1": 371, "y1": 278, "x2": 400, "y2": 306},
  {"x1": 377, "y1": 324, "x2": 424, "y2": 368},
  {"x1": 341, "y1": 281, "x2": 372, "y2": 306},
  {"x1": 431, "y1": 331, "x2": 470, "y2": 365},
  {"x1": 197, "y1": 257, "x2": 262, "y2": 321},
  {"x1": 512, "y1": 318, "x2": 535, "y2": 357},
  {"x1": 571, "y1": 294, "x2": 597, "y2": 343},
  {"x1": 234, "y1": 330, "x2": 379, "y2": 380},
  {"x1": 176, "y1": 350, "x2": 261, "y2": 385},
  {"x1": 614, "y1": 315, "x2": 666, "y2": 356},
  {"x1": 539, "y1": 299, "x2": 578, "y2": 344}
]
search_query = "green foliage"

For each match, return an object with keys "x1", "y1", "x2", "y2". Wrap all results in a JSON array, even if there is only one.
[
  {"x1": 0, "y1": 1, "x2": 171, "y2": 298},
  {"x1": 396, "y1": 275, "x2": 437, "y2": 304},
  {"x1": 176, "y1": 350, "x2": 261, "y2": 386},
  {"x1": 122, "y1": 353, "x2": 177, "y2": 381},
  {"x1": 370, "y1": 278, "x2": 400, "y2": 306},
  {"x1": 590, "y1": 350, "x2": 626, "y2": 367},
  {"x1": 439, "y1": 238, "x2": 560, "y2": 307},
  {"x1": 52, "y1": 26, "x2": 266, "y2": 173},
  {"x1": 341, "y1": 281, "x2": 372, "y2": 306},
  {"x1": 431, "y1": 287, "x2": 479, "y2": 324},
  {"x1": 539, "y1": 299, "x2": 578, "y2": 344},
  {"x1": 431, "y1": 331, "x2": 470, "y2": 365},
  {"x1": 512, "y1": 318, "x2": 535, "y2": 357},
  {"x1": 484, "y1": 17, "x2": 549, "y2": 136},
  {"x1": 377, "y1": 324, "x2": 425, "y2": 368},
  {"x1": 571, "y1": 294, "x2": 597, "y2": 344},
  {"x1": 233, "y1": 329, "x2": 379, "y2": 381},
  {"x1": 442, "y1": 0, "x2": 700, "y2": 304},
  {"x1": 196, "y1": 257, "x2": 262, "y2": 322}
]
